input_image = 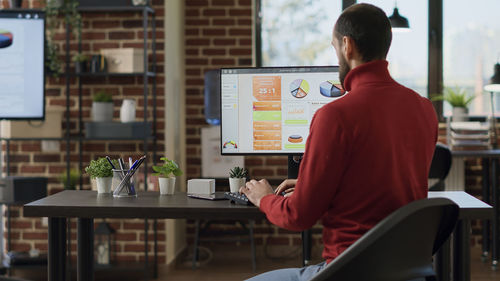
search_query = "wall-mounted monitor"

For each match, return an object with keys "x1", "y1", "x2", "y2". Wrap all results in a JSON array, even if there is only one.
[
  {"x1": 220, "y1": 66, "x2": 343, "y2": 155},
  {"x1": 0, "y1": 10, "x2": 45, "y2": 120}
]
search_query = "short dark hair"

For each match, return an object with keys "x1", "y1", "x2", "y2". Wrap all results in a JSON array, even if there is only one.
[{"x1": 334, "y1": 3, "x2": 392, "y2": 62}]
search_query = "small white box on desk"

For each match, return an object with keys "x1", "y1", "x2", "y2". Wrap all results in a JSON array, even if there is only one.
[{"x1": 187, "y1": 179, "x2": 215, "y2": 195}]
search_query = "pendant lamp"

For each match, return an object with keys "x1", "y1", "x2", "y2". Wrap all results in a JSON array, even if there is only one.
[{"x1": 388, "y1": 2, "x2": 410, "y2": 31}]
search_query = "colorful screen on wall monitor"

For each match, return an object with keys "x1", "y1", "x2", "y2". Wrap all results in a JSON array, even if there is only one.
[{"x1": 220, "y1": 66, "x2": 344, "y2": 155}]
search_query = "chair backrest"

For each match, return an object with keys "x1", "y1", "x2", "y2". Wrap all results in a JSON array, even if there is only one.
[
  {"x1": 309, "y1": 198, "x2": 459, "y2": 281},
  {"x1": 428, "y1": 143, "x2": 452, "y2": 191}
]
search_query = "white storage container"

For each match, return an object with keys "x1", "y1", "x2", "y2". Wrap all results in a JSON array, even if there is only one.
[{"x1": 100, "y1": 48, "x2": 145, "y2": 73}]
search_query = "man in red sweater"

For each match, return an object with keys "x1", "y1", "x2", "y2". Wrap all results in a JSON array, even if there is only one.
[{"x1": 241, "y1": 3, "x2": 438, "y2": 280}]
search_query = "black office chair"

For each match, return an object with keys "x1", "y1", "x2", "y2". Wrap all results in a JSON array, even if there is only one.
[
  {"x1": 428, "y1": 143, "x2": 452, "y2": 191},
  {"x1": 309, "y1": 198, "x2": 459, "y2": 281}
]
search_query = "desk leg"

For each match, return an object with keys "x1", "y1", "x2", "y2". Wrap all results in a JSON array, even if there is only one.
[
  {"x1": 49, "y1": 217, "x2": 66, "y2": 281},
  {"x1": 453, "y1": 219, "x2": 471, "y2": 281},
  {"x1": 492, "y1": 159, "x2": 499, "y2": 269},
  {"x1": 302, "y1": 229, "x2": 312, "y2": 266},
  {"x1": 435, "y1": 237, "x2": 451, "y2": 281},
  {"x1": 482, "y1": 158, "x2": 491, "y2": 261},
  {"x1": 77, "y1": 218, "x2": 94, "y2": 281}
]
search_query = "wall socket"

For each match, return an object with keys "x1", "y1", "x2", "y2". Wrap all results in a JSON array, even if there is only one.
[{"x1": 41, "y1": 140, "x2": 59, "y2": 152}]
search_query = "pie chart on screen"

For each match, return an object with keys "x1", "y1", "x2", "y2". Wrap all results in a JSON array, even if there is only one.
[
  {"x1": 0, "y1": 29, "x2": 13, "y2": 48},
  {"x1": 290, "y1": 79, "x2": 310, "y2": 98}
]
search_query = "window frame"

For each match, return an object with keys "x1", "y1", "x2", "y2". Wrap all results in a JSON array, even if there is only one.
[{"x1": 255, "y1": 0, "x2": 444, "y2": 118}]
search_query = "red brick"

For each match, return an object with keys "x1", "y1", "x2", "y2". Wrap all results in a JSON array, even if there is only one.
[
  {"x1": 20, "y1": 165, "x2": 46, "y2": 173},
  {"x1": 186, "y1": 0, "x2": 208, "y2": 5},
  {"x1": 202, "y1": 28, "x2": 226, "y2": 36},
  {"x1": 8, "y1": 155, "x2": 30, "y2": 162},
  {"x1": 34, "y1": 154, "x2": 61, "y2": 163},
  {"x1": 203, "y1": 9, "x2": 226, "y2": 16},
  {"x1": 186, "y1": 19, "x2": 209, "y2": 25},
  {"x1": 186, "y1": 38, "x2": 210, "y2": 46},
  {"x1": 251, "y1": 168, "x2": 275, "y2": 177},
  {"x1": 11, "y1": 243, "x2": 31, "y2": 252},
  {"x1": 229, "y1": 28, "x2": 252, "y2": 36},
  {"x1": 115, "y1": 233, "x2": 137, "y2": 241},
  {"x1": 213, "y1": 38, "x2": 236, "y2": 45},
  {"x1": 81, "y1": 32, "x2": 106, "y2": 40},
  {"x1": 9, "y1": 221, "x2": 32, "y2": 229},
  {"x1": 229, "y1": 9, "x2": 251, "y2": 16},
  {"x1": 21, "y1": 143, "x2": 42, "y2": 152},
  {"x1": 123, "y1": 222, "x2": 145, "y2": 230},
  {"x1": 23, "y1": 232, "x2": 48, "y2": 240},
  {"x1": 92, "y1": 42, "x2": 120, "y2": 51},
  {"x1": 185, "y1": 9, "x2": 200, "y2": 17},
  {"x1": 124, "y1": 244, "x2": 150, "y2": 252},
  {"x1": 213, "y1": 19, "x2": 235, "y2": 25},
  {"x1": 213, "y1": 0, "x2": 235, "y2": 5},
  {"x1": 92, "y1": 21, "x2": 121, "y2": 29},
  {"x1": 186, "y1": 58, "x2": 209, "y2": 65},
  {"x1": 229, "y1": 48, "x2": 252, "y2": 55},
  {"x1": 239, "y1": 0, "x2": 251, "y2": 5},
  {"x1": 211, "y1": 58, "x2": 235, "y2": 65},
  {"x1": 109, "y1": 31, "x2": 136, "y2": 40}
]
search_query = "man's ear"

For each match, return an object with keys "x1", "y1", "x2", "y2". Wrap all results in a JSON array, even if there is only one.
[{"x1": 342, "y1": 36, "x2": 356, "y2": 60}]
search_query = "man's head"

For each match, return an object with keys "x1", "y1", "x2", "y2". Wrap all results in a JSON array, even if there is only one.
[{"x1": 332, "y1": 3, "x2": 392, "y2": 86}]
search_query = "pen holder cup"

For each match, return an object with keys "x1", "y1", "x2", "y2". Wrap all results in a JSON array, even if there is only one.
[{"x1": 112, "y1": 169, "x2": 138, "y2": 197}]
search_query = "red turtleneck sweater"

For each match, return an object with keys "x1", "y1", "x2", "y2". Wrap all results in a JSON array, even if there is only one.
[{"x1": 259, "y1": 60, "x2": 438, "y2": 263}]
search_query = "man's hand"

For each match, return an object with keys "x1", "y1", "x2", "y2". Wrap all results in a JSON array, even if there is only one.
[
  {"x1": 240, "y1": 179, "x2": 274, "y2": 207},
  {"x1": 275, "y1": 179, "x2": 297, "y2": 197}
]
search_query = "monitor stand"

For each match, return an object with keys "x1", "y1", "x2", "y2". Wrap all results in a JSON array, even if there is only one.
[{"x1": 287, "y1": 155, "x2": 311, "y2": 266}]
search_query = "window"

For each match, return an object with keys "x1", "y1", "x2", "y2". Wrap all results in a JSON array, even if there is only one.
[
  {"x1": 443, "y1": 0, "x2": 500, "y2": 116},
  {"x1": 359, "y1": 0, "x2": 428, "y2": 97},
  {"x1": 258, "y1": 0, "x2": 342, "y2": 67}
]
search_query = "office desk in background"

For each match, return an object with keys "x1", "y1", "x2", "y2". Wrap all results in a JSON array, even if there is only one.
[
  {"x1": 451, "y1": 149, "x2": 500, "y2": 269},
  {"x1": 24, "y1": 190, "x2": 491, "y2": 281}
]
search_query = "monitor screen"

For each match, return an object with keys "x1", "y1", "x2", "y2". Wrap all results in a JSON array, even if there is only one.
[
  {"x1": 0, "y1": 10, "x2": 45, "y2": 120},
  {"x1": 221, "y1": 66, "x2": 343, "y2": 155}
]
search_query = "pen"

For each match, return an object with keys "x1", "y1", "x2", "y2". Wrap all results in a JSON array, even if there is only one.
[
  {"x1": 118, "y1": 158, "x2": 129, "y2": 193},
  {"x1": 114, "y1": 155, "x2": 146, "y2": 196},
  {"x1": 105, "y1": 156, "x2": 116, "y2": 170}
]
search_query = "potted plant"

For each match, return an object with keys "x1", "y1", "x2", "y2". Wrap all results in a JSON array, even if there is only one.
[
  {"x1": 72, "y1": 53, "x2": 89, "y2": 73},
  {"x1": 92, "y1": 90, "x2": 114, "y2": 122},
  {"x1": 229, "y1": 166, "x2": 248, "y2": 193},
  {"x1": 85, "y1": 157, "x2": 117, "y2": 194},
  {"x1": 59, "y1": 169, "x2": 80, "y2": 190},
  {"x1": 152, "y1": 157, "x2": 183, "y2": 195},
  {"x1": 432, "y1": 87, "x2": 475, "y2": 122},
  {"x1": 44, "y1": 0, "x2": 82, "y2": 76}
]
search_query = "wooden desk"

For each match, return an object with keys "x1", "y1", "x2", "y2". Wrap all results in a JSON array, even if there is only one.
[
  {"x1": 24, "y1": 190, "x2": 491, "y2": 281},
  {"x1": 24, "y1": 191, "x2": 265, "y2": 281},
  {"x1": 452, "y1": 149, "x2": 500, "y2": 268}
]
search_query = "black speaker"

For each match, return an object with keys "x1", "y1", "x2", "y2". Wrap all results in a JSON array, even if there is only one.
[{"x1": 204, "y1": 69, "x2": 221, "y2": 125}]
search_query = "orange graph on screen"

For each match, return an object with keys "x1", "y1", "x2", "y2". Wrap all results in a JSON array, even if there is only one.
[{"x1": 252, "y1": 76, "x2": 281, "y2": 101}]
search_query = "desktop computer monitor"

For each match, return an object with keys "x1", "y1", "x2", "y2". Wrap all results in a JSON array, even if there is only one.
[
  {"x1": 220, "y1": 66, "x2": 343, "y2": 156},
  {"x1": 0, "y1": 10, "x2": 45, "y2": 120}
]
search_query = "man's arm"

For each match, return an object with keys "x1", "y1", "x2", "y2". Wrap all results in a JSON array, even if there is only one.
[{"x1": 243, "y1": 109, "x2": 351, "y2": 231}]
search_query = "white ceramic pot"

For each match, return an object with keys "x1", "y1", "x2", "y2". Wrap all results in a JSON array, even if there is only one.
[
  {"x1": 92, "y1": 102, "x2": 114, "y2": 122},
  {"x1": 229, "y1": 177, "x2": 246, "y2": 193},
  {"x1": 120, "y1": 99, "x2": 136, "y2": 123},
  {"x1": 95, "y1": 177, "x2": 113, "y2": 194},
  {"x1": 159, "y1": 177, "x2": 176, "y2": 195},
  {"x1": 452, "y1": 107, "x2": 468, "y2": 122}
]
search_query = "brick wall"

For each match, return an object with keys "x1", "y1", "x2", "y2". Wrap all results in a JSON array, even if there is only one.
[
  {"x1": 1, "y1": 0, "x2": 167, "y2": 264},
  {"x1": 0, "y1": 0, "x2": 489, "y2": 267}
]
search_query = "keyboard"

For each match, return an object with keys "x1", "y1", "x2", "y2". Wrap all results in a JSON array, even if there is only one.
[{"x1": 224, "y1": 192, "x2": 253, "y2": 206}]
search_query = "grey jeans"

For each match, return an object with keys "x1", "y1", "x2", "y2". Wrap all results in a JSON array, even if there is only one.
[{"x1": 245, "y1": 261, "x2": 327, "y2": 281}]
